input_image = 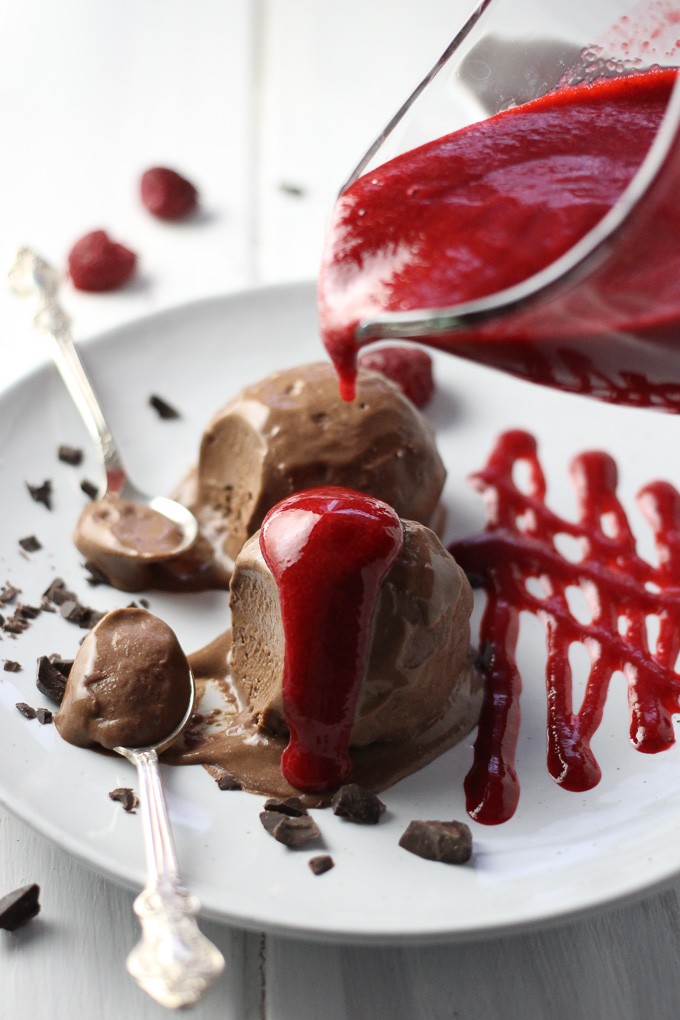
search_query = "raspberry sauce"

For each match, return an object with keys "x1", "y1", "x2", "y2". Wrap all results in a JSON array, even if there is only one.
[
  {"x1": 260, "y1": 487, "x2": 403, "y2": 792},
  {"x1": 451, "y1": 431, "x2": 680, "y2": 825},
  {"x1": 319, "y1": 69, "x2": 680, "y2": 408}
]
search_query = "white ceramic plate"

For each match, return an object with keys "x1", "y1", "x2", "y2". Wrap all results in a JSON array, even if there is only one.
[{"x1": 1, "y1": 283, "x2": 679, "y2": 943}]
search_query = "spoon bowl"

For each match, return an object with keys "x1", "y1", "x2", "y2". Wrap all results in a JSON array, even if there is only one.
[{"x1": 8, "y1": 247, "x2": 198, "y2": 561}]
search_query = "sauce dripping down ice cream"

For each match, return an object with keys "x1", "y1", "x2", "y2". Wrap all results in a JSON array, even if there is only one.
[
  {"x1": 319, "y1": 69, "x2": 680, "y2": 408},
  {"x1": 259, "y1": 487, "x2": 404, "y2": 791}
]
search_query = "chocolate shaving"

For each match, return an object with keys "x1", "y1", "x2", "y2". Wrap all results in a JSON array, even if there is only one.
[
  {"x1": 109, "y1": 787, "x2": 139, "y2": 813},
  {"x1": 3, "y1": 660, "x2": 21, "y2": 673},
  {"x1": 0, "y1": 883, "x2": 41, "y2": 930},
  {"x1": 18, "y1": 536, "x2": 42, "y2": 553},
  {"x1": 15, "y1": 702, "x2": 37, "y2": 720},
  {"x1": 149, "y1": 394, "x2": 181, "y2": 420},
  {"x1": 80, "y1": 479, "x2": 99, "y2": 501},
  {"x1": 36, "y1": 655, "x2": 71, "y2": 704},
  {"x1": 259, "y1": 811, "x2": 321, "y2": 847},
  {"x1": 215, "y1": 772, "x2": 243, "y2": 791},
  {"x1": 331, "y1": 784, "x2": 386, "y2": 825},
  {"x1": 26, "y1": 480, "x2": 52, "y2": 510},
  {"x1": 263, "y1": 796, "x2": 308, "y2": 817},
  {"x1": 0, "y1": 584, "x2": 20, "y2": 607},
  {"x1": 35, "y1": 708, "x2": 53, "y2": 725},
  {"x1": 398, "y1": 820, "x2": 473, "y2": 865},
  {"x1": 308, "y1": 855, "x2": 334, "y2": 876},
  {"x1": 58, "y1": 445, "x2": 83, "y2": 466}
]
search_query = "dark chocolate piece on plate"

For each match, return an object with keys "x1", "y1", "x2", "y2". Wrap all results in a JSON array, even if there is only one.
[
  {"x1": 330, "y1": 784, "x2": 386, "y2": 824},
  {"x1": 3, "y1": 660, "x2": 21, "y2": 673},
  {"x1": 58, "y1": 445, "x2": 83, "y2": 466},
  {"x1": 0, "y1": 883, "x2": 41, "y2": 930},
  {"x1": 109, "y1": 787, "x2": 139, "y2": 813},
  {"x1": 308, "y1": 854, "x2": 335, "y2": 876},
  {"x1": 80, "y1": 479, "x2": 99, "y2": 501},
  {"x1": 0, "y1": 584, "x2": 20, "y2": 608},
  {"x1": 398, "y1": 819, "x2": 473, "y2": 865},
  {"x1": 149, "y1": 394, "x2": 181, "y2": 420},
  {"x1": 18, "y1": 535, "x2": 42, "y2": 553},
  {"x1": 35, "y1": 654, "x2": 71, "y2": 705},
  {"x1": 215, "y1": 772, "x2": 243, "y2": 792},
  {"x1": 26, "y1": 480, "x2": 53, "y2": 510},
  {"x1": 259, "y1": 811, "x2": 320, "y2": 847},
  {"x1": 15, "y1": 702, "x2": 37, "y2": 720},
  {"x1": 35, "y1": 708, "x2": 53, "y2": 725},
  {"x1": 263, "y1": 796, "x2": 308, "y2": 817}
]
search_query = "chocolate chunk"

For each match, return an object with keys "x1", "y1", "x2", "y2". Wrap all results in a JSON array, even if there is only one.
[
  {"x1": 18, "y1": 535, "x2": 42, "y2": 553},
  {"x1": 0, "y1": 584, "x2": 20, "y2": 607},
  {"x1": 58, "y1": 445, "x2": 83, "y2": 466},
  {"x1": 15, "y1": 702, "x2": 37, "y2": 720},
  {"x1": 259, "y1": 811, "x2": 321, "y2": 847},
  {"x1": 149, "y1": 394, "x2": 181, "y2": 420},
  {"x1": 215, "y1": 772, "x2": 243, "y2": 791},
  {"x1": 42, "y1": 578, "x2": 73, "y2": 607},
  {"x1": 308, "y1": 855, "x2": 334, "y2": 876},
  {"x1": 54, "y1": 589, "x2": 105, "y2": 630},
  {"x1": 26, "y1": 480, "x2": 52, "y2": 510},
  {"x1": 330, "y1": 784, "x2": 386, "y2": 824},
  {"x1": 35, "y1": 708, "x2": 53, "y2": 725},
  {"x1": 263, "y1": 796, "x2": 308, "y2": 817},
  {"x1": 3, "y1": 615, "x2": 29, "y2": 635},
  {"x1": 80, "y1": 479, "x2": 99, "y2": 501},
  {"x1": 0, "y1": 883, "x2": 41, "y2": 930},
  {"x1": 3, "y1": 660, "x2": 21, "y2": 673},
  {"x1": 36, "y1": 656, "x2": 68, "y2": 705},
  {"x1": 398, "y1": 820, "x2": 473, "y2": 865},
  {"x1": 109, "y1": 787, "x2": 139, "y2": 813},
  {"x1": 17, "y1": 603, "x2": 41, "y2": 621},
  {"x1": 83, "y1": 561, "x2": 111, "y2": 587}
]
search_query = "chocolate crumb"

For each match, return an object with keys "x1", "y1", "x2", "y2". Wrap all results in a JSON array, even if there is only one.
[
  {"x1": 3, "y1": 615, "x2": 30, "y2": 636},
  {"x1": 35, "y1": 708, "x2": 53, "y2": 725},
  {"x1": 139, "y1": 598, "x2": 150, "y2": 609},
  {"x1": 399, "y1": 819, "x2": 473, "y2": 865},
  {"x1": 83, "y1": 561, "x2": 111, "y2": 587},
  {"x1": 58, "y1": 445, "x2": 83, "y2": 466},
  {"x1": 26, "y1": 480, "x2": 53, "y2": 510},
  {"x1": 149, "y1": 394, "x2": 181, "y2": 420},
  {"x1": 259, "y1": 811, "x2": 321, "y2": 847},
  {"x1": 331, "y1": 784, "x2": 386, "y2": 824},
  {"x1": 18, "y1": 536, "x2": 42, "y2": 553},
  {"x1": 15, "y1": 702, "x2": 37, "y2": 720},
  {"x1": 36, "y1": 655, "x2": 71, "y2": 705},
  {"x1": 0, "y1": 584, "x2": 20, "y2": 607},
  {"x1": 0, "y1": 883, "x2": 41, "y2": 930},
  {"x1": 80, "y1": 479, "x2": 99, "y2": 501},
  {"x1": 308, "y1": 855, "x2": 334, "y2": 876},
  {"x1": 109, "y1": 787, "x2": 139, "y2": 813},
  {"x1": 215, "y1": 772, "x2": 243, "y2": 792},
  {"x1": 17, "y1": 603, "x2": 41, "y2": 621},
  {"x1": 3, "y1": 660, "x2": 21, "y2": 673},
  {"x1": 263, "y1": 796, "x2": 308, "y2": 817}
]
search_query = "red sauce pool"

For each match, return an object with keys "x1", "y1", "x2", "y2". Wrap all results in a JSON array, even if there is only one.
[
  {"x1": 319, "y1": 69, "x2": 680, "y2": 409},
  {"x1": 260, "y1": 487, "x2": 403, "y2": 792}
]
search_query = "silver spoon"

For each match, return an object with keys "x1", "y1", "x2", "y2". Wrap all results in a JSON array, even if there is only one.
[
  {"x1": 115, "y1": 667, "x2": 225, "y2": 1009},
  {"x1": 8, "y1": 246, "x2": 198, "y2": 557}
]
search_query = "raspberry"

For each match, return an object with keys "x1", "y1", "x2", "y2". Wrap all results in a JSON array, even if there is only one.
[
  {"x1": 67, "y1": 231, "x2": 137, "y2": 292},
  {"x1": 140, "y1": 167, "x2": 198, "y2": 220},
  {"x1": 358, "y1": 346, "x2": 435, "y2": 408}
]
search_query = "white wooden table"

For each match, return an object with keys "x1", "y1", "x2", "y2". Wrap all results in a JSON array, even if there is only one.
[{"x1": 2, "y1": 2, "x2": 680, "y2": 1017}]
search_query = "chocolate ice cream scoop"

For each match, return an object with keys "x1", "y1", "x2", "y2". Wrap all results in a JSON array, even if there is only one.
[
  {"x1": 55, "y1": 607, "x2": 192, "y2": 751},
  {"x1": 189, "y1": 361, "x2": 446, "y2": 568},
  {"x1": 230, "y1": 516, "x2": 479, "y2": 752}
]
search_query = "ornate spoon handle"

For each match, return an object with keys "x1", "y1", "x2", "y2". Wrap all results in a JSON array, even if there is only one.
[{"x1": 119, "y1": 747, "x2": 225, "y2": 1009}]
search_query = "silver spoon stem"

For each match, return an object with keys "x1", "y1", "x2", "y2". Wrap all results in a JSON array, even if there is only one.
[
  {"x1": 8, "y1": 247, "x2": 124, "y2": 492},
  {"x1": 118, "y1": 745, "x2": 225, "y2": 1009}
]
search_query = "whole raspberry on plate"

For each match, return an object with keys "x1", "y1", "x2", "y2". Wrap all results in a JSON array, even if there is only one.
[
  {"x1": 140, "y1": 167, "x2": 198, "y2": 220},
  {"x1": 358, "y1": 346, "x2": 434, "y2": 408},
  {"x1": 67, "y1": 230, "x2": 137, "y2": 292}
]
